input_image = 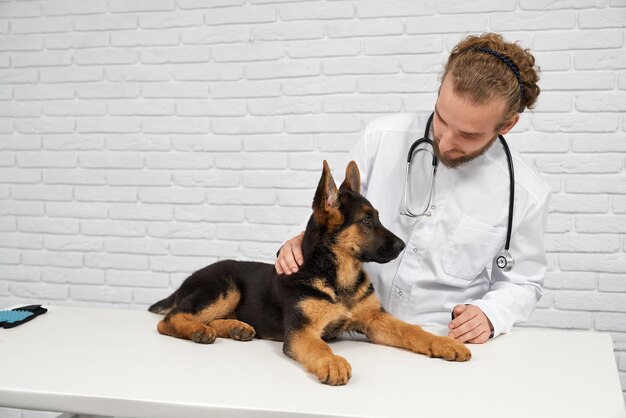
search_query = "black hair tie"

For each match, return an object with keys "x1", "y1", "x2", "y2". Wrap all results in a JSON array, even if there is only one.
[{"x1": 468, "y1": 46, "x2": 525, "y2": 97}]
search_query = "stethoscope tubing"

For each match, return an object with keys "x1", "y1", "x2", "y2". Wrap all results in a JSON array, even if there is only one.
[
  {"x1": 498, "y1": 133, "x2": 514, "y2": 251},
  {"x1": 402, "y1": 112, "x2": 516, "y2": 270}
]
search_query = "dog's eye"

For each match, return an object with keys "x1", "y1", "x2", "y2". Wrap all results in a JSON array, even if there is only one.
[{"x1": 361, "y1": 216, "x2": 372, "y2": 226}]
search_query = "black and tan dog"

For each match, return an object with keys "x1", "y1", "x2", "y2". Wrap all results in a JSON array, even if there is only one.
[{"x1": 149, "y1": 160, "x2": 471, "y2": 385}]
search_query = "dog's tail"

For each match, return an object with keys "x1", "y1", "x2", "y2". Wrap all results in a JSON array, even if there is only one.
[{"x1": 148, "y1": 292, "x2": 176, "y2": 315}]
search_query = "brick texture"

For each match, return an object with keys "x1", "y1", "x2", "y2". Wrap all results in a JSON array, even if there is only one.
[{"x1": 0, "y1": 1, "x2": 625, "y2": 414}]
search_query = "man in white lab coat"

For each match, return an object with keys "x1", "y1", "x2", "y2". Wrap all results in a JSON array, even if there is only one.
[{"x1": 276, "y1": 33, "x2": 551, "y2": 344}]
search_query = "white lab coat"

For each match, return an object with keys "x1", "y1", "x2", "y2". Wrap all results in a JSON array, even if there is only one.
[{"x1": 286, "y1": 112, "x2": 551, "y2": 339}]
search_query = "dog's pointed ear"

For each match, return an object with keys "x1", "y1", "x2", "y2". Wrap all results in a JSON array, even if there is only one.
[
  {"x1": 339, "y1": 160, "x2": 361, "y2": 194},
  {"x1": 313, "y1": 160, "x2": 339, "y2": 213}
]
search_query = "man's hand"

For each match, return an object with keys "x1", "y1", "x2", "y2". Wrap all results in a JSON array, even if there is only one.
[
  {"x1": 275, "y1": 231, "x2": 304, "y2": 275},
  {"x1": 448, "y1": 304, "x2": 493, "y2": 344}
]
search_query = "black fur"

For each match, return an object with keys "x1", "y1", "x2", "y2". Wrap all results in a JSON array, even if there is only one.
[{"x1": 149, "y1": 162, "x2": 406, "y2": 344}]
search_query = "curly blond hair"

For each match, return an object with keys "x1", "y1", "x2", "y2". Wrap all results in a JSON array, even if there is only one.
[{"x1": 443, "y1": 33, "x2": 541, "y2": 129}]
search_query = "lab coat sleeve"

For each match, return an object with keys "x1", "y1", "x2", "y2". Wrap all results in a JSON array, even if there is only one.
[
  {"x1": 280, "y1": 124, "x2": 375, "y2": 248},
  {"x1": 470, "y1": 192, "x2": 551, "y2": 339}
]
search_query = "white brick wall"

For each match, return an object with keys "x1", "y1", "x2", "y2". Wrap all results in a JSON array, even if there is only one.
[{"x1": 1, "y1": 1, "x2": 625, "y2": 415}]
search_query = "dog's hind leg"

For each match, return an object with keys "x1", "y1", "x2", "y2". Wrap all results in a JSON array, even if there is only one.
[
  {"x1": 156, "y1": 285, "x2": 244, "y2": 344},
  {"x1": 157, "y1": 312, "x2": 217, "y2": 344},
  {"x1": 209, "y1": 319, "x2": 256, "y2": 341}
]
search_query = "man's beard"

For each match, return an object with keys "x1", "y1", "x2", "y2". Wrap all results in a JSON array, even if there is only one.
[{"x1": 432, "y1": 135, "x2": 497, "y2": 169}]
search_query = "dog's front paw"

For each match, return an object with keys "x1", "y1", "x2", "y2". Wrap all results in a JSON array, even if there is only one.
[
  {"x1": 430, "y1": 337, "x2": 471, "y2": 362},
  {"x1": 310, "y1": 355, "x2": 352, "y2": 385}
]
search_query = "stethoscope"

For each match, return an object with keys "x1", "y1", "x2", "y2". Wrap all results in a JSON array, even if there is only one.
[{"x1": 400, "y1": 112, "x2": 516, "y2": 272}]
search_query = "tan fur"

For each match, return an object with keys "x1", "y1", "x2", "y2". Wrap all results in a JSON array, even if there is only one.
[
  {"x1": 297, "y1": 298, "x2": 350, "y2": 333},
  {"x1": 209, "y1": 319, "x2": 256, "y2": 341},
  {"x1": 288, "y1": 298, "x2": 353, "y2": 385},
  {"x1": 333, "y1": 224, "x2": 364, "y2": 289},
  {"x1": 195, "y1": 289, "x2": 241, "y2": 324},
  {"x1": 311, "y1": 278, "x2": 337, "y2": 301},
  {"x1": 156, "y1": 289, "x2": 243, "y2": 344},
  {"x1": 352, "y1": 278, "x2": 372, "y2": 302},
  {"x1": 288, "y1": 328, "x2": 352, "y2": 386},
  {"x1": 326, "y1": 207, "x2": 344, "y2": 231},
  {"x1": 157, "y1": 312, "x2": 217, "y2": 344},
  {"x1": 351, "y1": 293, "x2": 471, "y2": 361},
  {"x1": 292, "y1": 276, "x2": 471, "y2": 376}
]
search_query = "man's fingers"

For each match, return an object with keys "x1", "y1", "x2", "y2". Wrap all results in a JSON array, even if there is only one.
[
  {"x1": 275, "y1": 244, "x2": 291, "y2": 275},
  {"x1": 467, "y1": 330, "x2": 490, "y2": 344},
  {"x1": 449, "y1": 304, "x2": 467, "y2": 325},
  {"x1": 294, "y1": 231, "x2": 304, "y2": 266},
  {"x1": 274, "y1": 260, "x2": 283, "y2": 275},
  {"x1": 448, "y1": 304, "x2": 493, "y2": 344},
  {"x1": 450, "y1": 306, "x2": 477, "y2": 330},
  {"x1": 278, "y1": 258, "x2": 291, "y2": 275},
  {"x1": 453, "y1": 319, "x2": 483, "y2": 343},
  {"x1": 448, "y1": 306, "x2": 482, "y2": 340},
  {"x1": 453, "y1": 304, "x2": 467, "y2": 318},
  {"x1": 449, "y1": 315, "x2": 479, "y2": 339},
  {"x1": 284, "y1": 244, "x2": 300, "y2": 273},
  {"x1": 291, "y1": 243, "x2": 304, "y2": 267},
  {"x1": 276, "y1": 243, "x2": 301, "y2": 275},
  {"x1": 275, "y1": 232, "x2": 305, "y2": 275}
]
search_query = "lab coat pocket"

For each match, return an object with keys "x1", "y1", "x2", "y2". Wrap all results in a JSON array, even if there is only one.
[{"x1": 441, "y1": 215, "x2": 506, "y2": 283}]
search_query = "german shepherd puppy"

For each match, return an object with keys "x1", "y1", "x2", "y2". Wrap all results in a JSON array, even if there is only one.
[{"x1": 149, "y1": 160, "x2": 471, "y2": 385}]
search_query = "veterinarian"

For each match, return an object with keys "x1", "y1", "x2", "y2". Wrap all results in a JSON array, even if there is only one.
[{"x1": 276, "y1": 33, "x2": 551, "y2": 345}]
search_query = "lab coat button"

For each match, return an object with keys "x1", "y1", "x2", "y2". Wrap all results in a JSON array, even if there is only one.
[
  {"x1": 413, "y1": 247, "x2": 418, "y2": 253},
  {"x1": 398, "y1": 290, "x2": 403, "y2": 296}
]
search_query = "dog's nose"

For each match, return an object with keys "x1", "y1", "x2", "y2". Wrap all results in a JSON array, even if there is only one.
[{"x1": 392, "y1": 240, "x2": 405, "y2": 253}]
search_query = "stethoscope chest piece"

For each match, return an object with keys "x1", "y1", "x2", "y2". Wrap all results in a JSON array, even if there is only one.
[{"x1": 496, "y1": 250, "x2": 514, "y2": 272}]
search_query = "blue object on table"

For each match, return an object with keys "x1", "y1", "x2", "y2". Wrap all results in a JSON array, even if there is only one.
[
  {"x1": 0, "y1": 310, "x2": 33, "y2": 323},
  {"x1": 0, "y1": 305, "x2": 47, "y2": 329}
]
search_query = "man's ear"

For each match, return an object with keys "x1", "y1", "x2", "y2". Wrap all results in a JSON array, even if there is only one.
[
  {"x1": 339, "y1": 160, "x2": 360, "y2": 194},
  {"x1": 499, "y1": 114, "x2": 520, "y2": 135},
  {"x1": 312, "y1": 160, "x2": 339, "y2": 214}
]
